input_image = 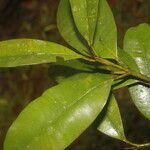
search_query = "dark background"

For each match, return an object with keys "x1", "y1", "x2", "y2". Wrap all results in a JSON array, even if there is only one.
[{"x1": 0, "y1": 0, "x2": 150, "y2": 149}]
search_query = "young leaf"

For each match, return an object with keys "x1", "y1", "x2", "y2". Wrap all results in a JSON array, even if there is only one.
[
  {"x1": 57, "y1": 0, "x2": 89, "y2": 55},
  {"x1": 69, "y1": 0, "x2": 99, "y2": 44},
  {"x1": 93, "y1": 0, "x2": 118, "y2": 59},
  {"x1": 97, "y1": 94, "x2": 126, "y2": 141},
  {"x1": 0, "y1": 39, "x2": 82, "y2": 67},
  {"x1": 124, "y1": 23, "x2": 150, "y2": 119},
  {"x1": 4, "y1": 73, "x2": 113, "y2": 150}
]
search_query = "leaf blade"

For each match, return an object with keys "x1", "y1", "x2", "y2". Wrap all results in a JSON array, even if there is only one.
[
  {"x1": 0, "y1": 39, "x2": 82, "y2": 67},
  {"x1": 124, "y1": 23, "x2": 150, "y2": 119},
  {"x1": 93, "y1": 0, "x2": 118, "y2": 59},
  {"x1": 69, "y1": 0, "x2": 99, "y2": 44},
  {"x1": 4, "y1": 73, "x2": 113, "y2": 150},
  {"x1": 97, "y1": 94, "x2": 126, "y2": 141},
  {"x1": 57, "y1": 0, "x2": 89, "y2": 55}
]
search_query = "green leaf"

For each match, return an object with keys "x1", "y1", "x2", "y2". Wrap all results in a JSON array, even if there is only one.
[
  {"x1": 4, "y1": 73, "x2": 113, "y2": 150},
  {"x1": 57, "y1": 0, "x2": 89, "y2": 55},
  {"x1": 97, "y1": 94, "x2": 150, "y2": 147},
  {"x1": 129, "y1": 84, "x2": 150, "y2": 119},
  {"x1": 124, "y1": 23, "x2": 150, "y2": 119},
  {"x1": 0, "y1": 39, "x2": 82, "y2": 67},
  {"x1": 97, "y1": 94, "x2": 126, "y2": 141},
  {"x1": 93, "y1": 0, "x2": 117, "y2": 59},
  {"x1": 69, "y1": 0, "x2": 99, "y2": 44},
  {"x1": 58, "y1": 0, "x2": 117, "y2": 59},
  {"x1": 118, "y1": 48, "x2": 139, "y2": 73}
]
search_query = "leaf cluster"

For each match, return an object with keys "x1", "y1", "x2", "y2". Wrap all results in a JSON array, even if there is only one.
[{"x1": 0, "y1": 0, "x2": 149, "y2": 149}]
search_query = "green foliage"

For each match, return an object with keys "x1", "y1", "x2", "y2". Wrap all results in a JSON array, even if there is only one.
[
  {"x1": 98, "y1": 94, "x2": 126, "y2": 141},
  {"x1": 4, "y1": 73, "x2": 112, "y2": 150},
  {"x1": 58, "y1": 0, "x2": 117, "y2": 58},
  {"x1": 0, "y1": 39, "x2": 82, "y2": 67},
  {"x1": 0, "y1": 0, "x2": 149, "y2": 149},
  {"x1": 93, "y1": 0, "x2": 117, "y2": 59},
  {"x1": 57, "y1": 0, "x2": 89, "y2": 55},
  {"x1": 124, "y1": 24, "x2": 150, "y2": 119},
  {"x1": 69, "y1": 0, "x2": 99, "y2": 44}
]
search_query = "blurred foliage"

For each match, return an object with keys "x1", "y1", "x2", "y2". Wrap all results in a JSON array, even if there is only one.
[{"x1": 0, "y1": 0, "x2": 150, "y2": 149}]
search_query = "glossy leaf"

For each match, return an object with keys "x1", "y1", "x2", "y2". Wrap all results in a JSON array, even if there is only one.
[
  {"x1": 4, "y1": 73, "x2": 113, "y2": 150},
  {"x1": 0, "y1": 39, "x2": 82, "y2": 67},
  {"x1": 129, "y1": 84, "x2": 150, "y2": 119},
  {"x1": 57, "y1": 0, "x2": 89, "y2": 55},
  {"x1": 97, "y1": 94, "x2": 126, "y2": 141},
  {"x1": 124, "y1": 23, "x2": 150, "y2": 119},
  {"x1": 93, "y1": 0, "x2": 117, "y2": 59},
  {"x1": 69, "y1": 0, "x2": 99, "y2": 44}
]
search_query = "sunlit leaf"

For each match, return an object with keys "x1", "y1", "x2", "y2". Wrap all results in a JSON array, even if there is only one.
[
  {"x1": 4, "y1": 73, "x2": 113, "y2": 150},
  {"x1": 0, "y1": 39, "x2": 82, "y2": 67},
  {"x1": 124, "y1": 23, "x2": 150, "y2": 119}
]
